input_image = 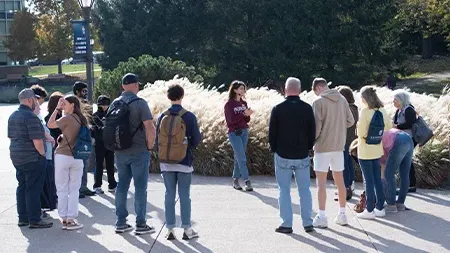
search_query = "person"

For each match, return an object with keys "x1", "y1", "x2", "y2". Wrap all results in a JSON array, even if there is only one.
[
  {"x1": 8, "y1": 88, "x2": 53, "y2": 229},
  {"x1": 31, "y1": 85, "x2": 48, "y2": 105},
  {"x1": 32, "y1": 90, "x2": 57, "y2": 214},
  {"x1": 311, "y1": 78, "x2": 354, "y2": 228},
  {"x1": 91, "y1": 95, "x2": 117, "y2": 194},
  {"x1": 224, "y1": 80, "x2": 254, "y2": 191},
  {"x1": 393, "y1": 90, "x2": 417, "y2": 193},
  {"x1": 155, "y1": 84, "x2": 202, "y2": 240},
  {"x1": 47, "y1": 95, "x2": 89, "y2": 230},
  {"x1": 45, "y1": 92, "x2": 64, "y2": 145},
  {"x1": 113, "y1": 73, "x2": 156, "y2": 235},
  {"x1": 381, "y1": 129, "x2": 414, "y2": 212},
  {"x1": 356, "y1": 86, "x2": 392, "y2": 220},
  {"x1": 73, "y1": 81, "x2": 96, "y2": 198},
  {"x1": 337, "y1": 86, "x2": 359, "y2": 200},
  {"x1": 269, "y1": 77, "x2": 316, "y2": 234}
]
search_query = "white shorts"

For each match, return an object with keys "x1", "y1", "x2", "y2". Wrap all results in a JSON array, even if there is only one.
[{"x1": 313, "y1": 151, "x2": 344, "y2": 172}]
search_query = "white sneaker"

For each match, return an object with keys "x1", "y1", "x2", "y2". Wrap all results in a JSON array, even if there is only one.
[
  {"x1": 374, "y1": 208, "x2": 386, "y2": 217},
  {"x1": 94, "y1": 187, "x2": 104, "y2": 194},
  {"x1": 312, "y1": 214, "x2": 328, "y2": 228},
  {"x1": 357, "y1": 209, "x2": 376, "y2": 220},
  {"x1": 335, "y1": 213, "x2": 348, "y2": 226},
  {"x1": 182, "y1": 228, "x2": 199, "y2": 240}
]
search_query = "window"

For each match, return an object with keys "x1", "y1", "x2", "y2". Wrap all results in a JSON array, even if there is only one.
[
  {"x1": 0, "y1": 3, "x2": 5, "y2": 11},
  {"x1": 6, "y1": 21, "x2": 11, "y2": 34},
  {"x1": 5, "y1": 2, "x2": 13, "y2": 12},
  {"x1": 14, "y1": 1, "x2": 21, "y2": 11},
  {"x1": 0, "y1": 12, "x2": 6, "y2": 19},
  {"x1": 0, "y1": 52, "x2": 7, "y2": 65},
  {"x1": 6, "y1": 11, "x2": 14, "y2": 19},
  {"x1": 0, "y1": 21, "x2": 6, "y2": 35},
  {"x1": 0, "y1": 36, "x2": 5, "y2": 50}
]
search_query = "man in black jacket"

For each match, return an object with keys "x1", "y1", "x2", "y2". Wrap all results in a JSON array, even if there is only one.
[{"x1": 269, "y1": 77, "x2": 316, "y2": 234}]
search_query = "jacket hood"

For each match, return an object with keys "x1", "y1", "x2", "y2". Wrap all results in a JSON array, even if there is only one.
[{"x1": 320, "y1": 89, "x2": 342, "y2": 102}]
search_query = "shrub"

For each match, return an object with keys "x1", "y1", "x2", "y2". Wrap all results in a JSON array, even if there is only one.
[
  {"x1": 94, "y1": 55, "x2": 211, "y2": 99},
  {"x1": 140, "y1": 77, "x2": 449, "y2": 188}
]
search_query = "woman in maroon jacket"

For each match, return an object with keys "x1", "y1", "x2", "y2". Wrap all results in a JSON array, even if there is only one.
[{"x1": 224, "y1": 81, "x2": 254, "y2": 191}]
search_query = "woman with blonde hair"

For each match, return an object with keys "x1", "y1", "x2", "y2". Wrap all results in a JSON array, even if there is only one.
[{"x1": 356, "y1": 86, "x2": 392, "y2": 219}]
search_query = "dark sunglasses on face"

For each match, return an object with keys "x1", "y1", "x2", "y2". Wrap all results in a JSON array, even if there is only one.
[{"x1": 82, "y1": 89, "x2": 88, "y2": 93}]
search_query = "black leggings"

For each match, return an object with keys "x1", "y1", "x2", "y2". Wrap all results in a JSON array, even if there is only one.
[
  {"x1": 410, "y1": 140, "x2": 417, "y2": 187},
  {"x1": 93, "y1": 143, "x2": 117, "y2": 189}
]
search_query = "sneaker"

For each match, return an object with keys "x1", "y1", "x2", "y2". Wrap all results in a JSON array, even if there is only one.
[
  {"x1": 66, "y1": 220, "x2": 83, "y2": 231},
  {"x1": 62, "y1": 220, "x2": 67, "y2": 230},
  {"x1": 79, "y1": 193, "x2": 85, "y2": 199},
  {"x1": 275, "y1": 226, "x2": 293, "y2": 234},
  {"x1": 18, "y1": 221, "x2": 29, "y2": 227},
  {"x1": 115, "y1": 224, "x2": 134, "y2": 234},
  {"x1": 166, "y1": 229, "x2": 176, "y2": 240},
  {"x1": 408, "y1": 187, "x2": 417, "y2": 193},
  {"x1": 374, "y1": 208, "x2": 386, "y2": 217},
  {"x1": 80, "y1": 189, "x2": 96, "y2": 196},
  {"x1": 304, "y1": 225, "x2": 315, "y2": 233},
  {"x1": 312, "y1": 214, "x2": 328, "y2": 228},
  {"x1": 244, "y1": 180, "x2": 253, "y2": 192},
  {"x1": 29, "y1": 220, "x2": 53, "y2": 229},
  {"x1": 182, "y1": 228, "x2": 199, "y2": 240},
  {"x1": 357, "y1": 209, "x2": 376, "y2": 220},
  {"x1": 94, "y1": 187, "x2": 104, "y2": 194},
  {"x1": 396, "y1": 203, "x2": 408, "y2": 211},
  {"x1": 108, "y1": 186, "x2": 117, "y2": 193},
  {"x1": 385, "y1": 205, "x2": 398, "y2": 213},
  {"x1": 135, "y1": 225, "x2": 156, "y2": 235},
  {"x1": 335, "y1": 213, "x2": 348, "y2": 226},
  {"x1": 233, "y1": 179, "x2": 242, "y2": 190}
]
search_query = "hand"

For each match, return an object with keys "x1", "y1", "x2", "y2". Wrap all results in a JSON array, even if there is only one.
[
  {"x1": 244, "y1": 108, "x2": 254, "y2": 116},
  {"x1": 56, "y1": 98, "x2": 65, "y2": 110}
]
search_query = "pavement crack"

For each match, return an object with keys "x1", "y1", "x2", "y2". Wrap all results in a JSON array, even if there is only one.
[
  {"x1": 348, "y1": 204, "x2": 379, "y2": 252},
  {"x1": 0, "y1": 204, "x2": 16, "y2": 216},
  {"x1": 148, "y1": 196, "x2": 180, "y2": 253}
]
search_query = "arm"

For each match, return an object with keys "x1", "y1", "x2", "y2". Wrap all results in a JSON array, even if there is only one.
[
  {"x1": 143, "y1": 120, "x2": 156, "y2": 150},
  {"x1": 356, "y1": 109, "x2": 369, "y2": 138},
  {"x1": 26, "y1": 116, "x2": 46, "y2": 156},
  {"x1": 189, "y1": 114, "x2": 202, "y2": 148},
  {"x1": 396, "y1": 107, "x2": 415, "y2": 130},
  {"x1": 346, "y1": 105, "x2": 355, "y2": 128},
  {"x1": 33, "y1": 139, "x2": 45, "y2": 156},
  {"x1": 268, "y1": 106, "x2": 277, "y2": 153},
  {"x1": 47, "y1": 98, "x2": 64, "y2": 129},
  {"x1": 307, "y1": 106, "x2": 316, "y2": 150},
  {"x1": 312, "y1": 101, "x2": 322, "y2": 140}
]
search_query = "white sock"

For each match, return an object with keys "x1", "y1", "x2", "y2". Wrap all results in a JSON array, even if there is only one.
[
  {"x1": 339, "y1": 207, "x2": 346, "y2": 214},
  {"x1": 318, "y1": 210, "x2": 326, "y2": 218}
]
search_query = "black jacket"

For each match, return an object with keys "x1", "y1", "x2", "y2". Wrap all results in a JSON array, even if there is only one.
[
  {"x1": 91, "y1": 110, "x2": 106, "y2": 143},
  {"x1": 269, "y1": 96, "x2": 316, "y2": 159}
]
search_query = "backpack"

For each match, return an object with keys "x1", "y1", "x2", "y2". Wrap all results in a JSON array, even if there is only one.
[
  {"x1": 65, "y1": 115, "x2": 92, "y2": 160},
  {"x1": 102, "y1": 97, "x2": 143, "y2": 151},
  {"x1": 158, "y1": 109, "x2": 188, "y2": 164},
  {"x1": 366, "y1": 109, "x2": 384, "y2": 145}
]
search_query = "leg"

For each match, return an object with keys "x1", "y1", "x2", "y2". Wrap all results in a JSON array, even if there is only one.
[
  {"x1": 80, "y1": 159, "x2": 88, "y2": 191},
  {"x1": 178, "y1": 172, "x2": 192, "y2": 228},
  {"x1": 371, "y1": 159, "x2": 385, "y2": 211},
  {"x1": 398, "y1": 144, "x2": 413, "y2": 204},
  {"x1": 410, "y1": 141, "x2": 417, "y2": 188},
  {"x1": 228, "y1": 133, "x2": 241, "y2": 179},
  {"x1": 343, "y1": 146, "x2": 351, "y2": 188},
  {"x1": 15, "y1": 167, "x2": 27, "y2": 223},
  {"x1": 274, "y1": 154, "x2": 294, "y2": 228},
  {"x1": 94, "y1": 144, "x2": 106, "y2": 189},
  {"x1": 115, "y1": 154, "x2": 132, "y2": 227},
  {"x1": 131, "y1": 151, "x2": 150, "y2": 226},
  {"x1": 240, "y1": 130, "x2": 250, "y2": 180},
  {"x1": 330, "y1": 152, "x2": 346, "y2": 208},
  {"x1": 384, "y1": 142, "x2": 405, "y2": 205},
  {"x1": 105, "y1": 150, "x2": 117, "y2": 189},
  {"x1": 55, "y1": 155, "x2": 70, "y2": 220},
  {"x1": 293, "y1": 157, "x2": 313, "y2": 228},
  {"x1": 315, "y1": 172, "x2": 328, "y2": 211},
  {"x1": 359, "y1": 159, "x2": 375, "y2": 212},
  {"x1": 67, "y1": 159, "x2": 83, "y2": 219},
  {"x1": 27, "y1": 159, "x2": 46, "y2": 223},
  {"x1": 228, "y1": 132, "x2": 248, "y2": 179},
  {"x1": 163, "y1": 172, "x2": 177, "y2": 228}
]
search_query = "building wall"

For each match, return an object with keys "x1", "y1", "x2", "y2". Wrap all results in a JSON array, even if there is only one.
[{"x1": 0, "y1": 1, "x2": 24, "y2": 65}]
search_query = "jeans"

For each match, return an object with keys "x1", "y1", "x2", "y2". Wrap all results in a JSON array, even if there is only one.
[
  {"x1": 228, "y1": 129, "x2": 249, "y2": 180},
  {"x1": 410, "y1": 140, "x2": 418, "y2": 187},
  {"x1": 15, "y1": 158, "x2": 46, "y2": 223},
  {"x1": 162, "y1": 172, "x2": 192, "y2": 229},
  {"x1": 80, "y1": 159, "x2": 89, "y2": 191},
  {"x1": 358, "y1": 158, "x2": 385, "y2": 212},
  {"x1": 275, "y1": 154, "x2": 313, "y2": 228},
  {"x1": 385, "y1": 134, "x2": 414, "y2": 205},
  {"x1": 343, "y1": 145, "x2": 355, "y2": 188},
  {"x1": 93, "y1": 143, "x2": 117, "y2": 189},
  {"x1": 115, "y1": 151, "x2": 150, "y2": 227}
]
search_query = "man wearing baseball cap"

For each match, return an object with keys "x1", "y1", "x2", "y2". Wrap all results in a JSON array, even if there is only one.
[{"x1": 8, "y1": 88, "x2": 53, "y2": 229}]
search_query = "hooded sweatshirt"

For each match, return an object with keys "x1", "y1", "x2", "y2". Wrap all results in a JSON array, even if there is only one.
[{"x1": 312, "y1": 89, "x2": 355, "y2": 153}]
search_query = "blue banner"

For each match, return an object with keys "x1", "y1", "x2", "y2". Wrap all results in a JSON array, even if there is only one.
[{"x1": 72, "y1": 20, "x2": 87, "y2": 59}]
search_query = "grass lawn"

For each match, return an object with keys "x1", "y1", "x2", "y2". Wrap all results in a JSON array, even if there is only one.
[
  {"x1": 29, "y1": 64, "x2": 101, "y2": 77},
  {"x1": 400, "y1": 55, "x2": 450, "y2": 79}
]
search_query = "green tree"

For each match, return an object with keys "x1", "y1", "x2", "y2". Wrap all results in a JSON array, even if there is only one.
[{"x1": 4, "y1": 10, "x2": 38, "y2": 64}]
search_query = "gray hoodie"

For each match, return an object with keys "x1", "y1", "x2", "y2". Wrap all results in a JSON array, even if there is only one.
[{"x1": 312, "y1": 89, "x2": 355, "y2": 153}]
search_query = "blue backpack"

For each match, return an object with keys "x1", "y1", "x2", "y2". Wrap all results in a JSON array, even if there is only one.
[
  {"x1": 366, "y1": 109, "x2": 385, "y2": 145},
  {"x1": 65, "y1": 115, "x2": 92, "y2": 160}
]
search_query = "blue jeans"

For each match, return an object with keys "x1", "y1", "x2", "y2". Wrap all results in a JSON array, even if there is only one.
[
  {"x1": 359, "y1": 159, "x2": 385, "y2": 212},
  {"x1": 343, "y1": 145, "x2": 355, "y2": 188},
  {"x1": 384, "y1": 133, "x2": 414, "y2": 205},
  {"x1": 15, "y1": 158, "x2": 47, "y2": 223},
  {"x1": 115, "y1": 151, "x2": 150, "y2": 227},
  {"x1": 162, "y1": 172, "x2": 192, "y2": 229},
  {"x1": 275, "y1": 154, "x2": 313, "y2": 228},
  {"x1": 228, "y1": 129, "x2": 249, "y2": 180}
]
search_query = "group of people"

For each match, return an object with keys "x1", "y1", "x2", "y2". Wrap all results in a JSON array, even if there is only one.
[
  {"x1": 225, "y1": 77, "x2": 418, "y2": 233},
  {"x1": 8, "y1": 72, "x2": 419, "y2": 239}
]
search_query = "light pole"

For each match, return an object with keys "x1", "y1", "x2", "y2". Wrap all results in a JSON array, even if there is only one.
[{"x1": 77, "y1": 0, "x2": 95, "y2": 103}]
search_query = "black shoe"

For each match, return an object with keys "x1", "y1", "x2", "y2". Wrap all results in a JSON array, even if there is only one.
[
  {"x1": 275, "y1": 226, "x2": 293, "y2": 234},
  {"x1": 18, "y1": 221, "x2": 29, "y2": 227},
  {"x1": 304, "y1": 225, "x2": 315, "y2": 233},
  {"x1": 408, "y1": 187, "x2": 416, "y2": 193},
  {"x1": 346, "y1": 188, "x2": 353, "y2": 201},
  {"x1": 29, "y1": 220, "x2": 53, "y2": 229},
  {"x1": 80, "y1": 189, "x2": 96, "y2": 196},
  {"x1": 115, "y1": 224, "x2": 133, "y2": 233},
  {"x1": 79, "y1": 193, "x2": 85, "y2": 199},
  {"x1": 134, "y1": 225, "x2": 156, "y2": 235}
]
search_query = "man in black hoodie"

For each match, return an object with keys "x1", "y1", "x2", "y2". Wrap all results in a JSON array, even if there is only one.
[{"x1": 269, "y1": 77, "x2": 316, "y2": 234}]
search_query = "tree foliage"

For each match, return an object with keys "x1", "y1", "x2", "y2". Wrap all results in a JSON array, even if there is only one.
[{"x1": 4, "y1": 10, "x2": 38, "y2": 63}]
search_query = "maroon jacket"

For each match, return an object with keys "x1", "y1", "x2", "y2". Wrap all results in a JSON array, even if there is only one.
[{"x1": 224, "y1": 99, "x2": 250, "y2": 133}]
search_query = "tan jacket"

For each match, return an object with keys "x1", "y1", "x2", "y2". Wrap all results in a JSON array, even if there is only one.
[{"x1": 312, "y1": 89, "x2": 355, "y2": 153}]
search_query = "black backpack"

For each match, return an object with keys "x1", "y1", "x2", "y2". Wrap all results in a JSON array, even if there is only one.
[
  {"x1": 103, "y1": 97, "x2": 143, "y2": 151},
  {"x1": 366, "y1": 109, "x2": 385, "y2": 145}
]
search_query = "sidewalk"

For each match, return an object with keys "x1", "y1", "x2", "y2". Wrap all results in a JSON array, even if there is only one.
[{"x1": 0, "y1": 169, "x2": 448, "y2": 253}]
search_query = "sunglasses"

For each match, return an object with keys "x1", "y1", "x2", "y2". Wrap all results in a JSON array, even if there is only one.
[{"x1": 81, "y1": 89, "x2": 88, "y2": 93}]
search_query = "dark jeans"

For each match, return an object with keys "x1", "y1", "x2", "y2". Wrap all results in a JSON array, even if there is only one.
[
  {"x1": 343, "y1": 145, "x2": 355, "y2": 188},
  {"x1": 410, "y1": 140, "x2": 418, "y2": 187},
  {"x1": 358, "y1": 158, "x2": 385, "y2": 212},
  {"x1": 93, "y1": 143, "x2": 117, "y2": 189},
  {"x1": 15, "y1": 158, "x2": 47, "y2": 223},
  {"x1": 40, "y1": 160, "x2": 57, "y2": 210}
]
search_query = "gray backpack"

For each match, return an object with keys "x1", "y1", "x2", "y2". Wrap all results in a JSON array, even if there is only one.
[{"x1": 412, "y1": 115, "x2": 433, "y2": 147}]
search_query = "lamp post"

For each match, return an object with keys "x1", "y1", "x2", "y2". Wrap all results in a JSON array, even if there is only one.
[{"x1": 77, "y1": 0, "x2": 95, "y2": 103}]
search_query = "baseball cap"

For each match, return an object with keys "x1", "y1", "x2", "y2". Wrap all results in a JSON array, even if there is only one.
[
  {"x1": 97, "y1": 95, "x2": 111, "y2": 106},
  {"x1": 18, "y1": 88, "x2": 39, "y2": 100},
  {"x1": 122, "y1": 73, "x2": 140, "y2": 85}
]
